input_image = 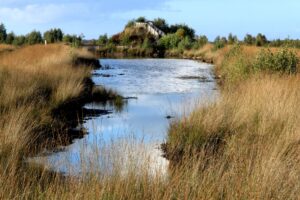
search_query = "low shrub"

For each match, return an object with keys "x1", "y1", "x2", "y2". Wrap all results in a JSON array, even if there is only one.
[
  {"x1": 254, "y1": 48, "x2": 298, "y2": 74},
  {"x1": 158, "y1": 34, "x2": 181, "y2": 49},
  {"x1": 219, "y1": 46, "x2": 299, "y2": 85}
]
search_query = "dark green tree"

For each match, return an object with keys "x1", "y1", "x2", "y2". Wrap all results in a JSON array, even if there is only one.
[
  {"x1": 54, "y1": 28, "x2": 63, "y2": 42},
  {"x1": 26, "y1": 30, "x2": 42, "y2": 45},
  {"x1": 13, "y1": 35, "x2": 26, "y2": 46},
  {"x1": 44, "y1": 31, "x2": 54, "y2": 43},
  {"x1": 43, "y1": 28, "x2": 63, "y2": 43},
  {"x1": 169, "y1": 24, "x2": 195, "y2": 39},
  {"x1": 244, "y1": 34, "x2": 256, "y2": 45},
  {"x1": 153, "y1": 18, "x2": 169, "y2": 33},
  {"x1": 0, "y1": 23, "x2": 7, "y2": 43},
  {"x1": 136, "y1": 16, "x2": 146, "y2": 23},
  {"x1": 6, "y1": 32, "x2": 15, "y2": 44}
]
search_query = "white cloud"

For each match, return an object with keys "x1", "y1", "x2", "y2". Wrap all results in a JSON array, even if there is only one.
[{"x1": 0, "y1": 3, "x2": 85, "y2": 24}]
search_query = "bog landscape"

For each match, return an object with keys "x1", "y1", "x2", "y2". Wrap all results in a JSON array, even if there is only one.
[{"x1": 0, "y1": 1, "x2": 300, "y2": 199}]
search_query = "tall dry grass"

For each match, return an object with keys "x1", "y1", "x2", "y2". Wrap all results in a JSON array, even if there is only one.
[
  {"x1": 0, "y1": 44, "x2": 94, "y2": 163},
  {"x1": 2, "y1": 75, "x2": 300, "y2": 200},
  {"x1": 0, "y1": 44, "x2": 16, "y2": 54},
  {"x1": 166, "y1": 75, "x2": 300, "y2": 199},
  {"x1": 1, "y1": 43, "x2": 300, "y2": 199}
]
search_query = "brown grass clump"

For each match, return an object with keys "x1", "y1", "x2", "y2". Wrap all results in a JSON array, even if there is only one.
[{"x1": 166, "y1": 75, "x2": 300, "y2": 199}]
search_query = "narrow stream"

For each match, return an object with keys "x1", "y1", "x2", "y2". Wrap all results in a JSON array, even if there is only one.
[{"x1": 34, "y1": 59, "x2": 217, "y2": 176}]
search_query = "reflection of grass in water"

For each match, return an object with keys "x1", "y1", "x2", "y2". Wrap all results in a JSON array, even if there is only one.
[
  {"x1": 92, "y1": 86, "x2": 122, "y2": 101},
  {"x1": 92, "y1": 86, "x2": 126, "y2": 112},
  {"x1": 93, "y1": 96, "x2": 128, "y2": 113},
  {"x1": 114, "y1": 96, "x2": 126, "y2": 113}
]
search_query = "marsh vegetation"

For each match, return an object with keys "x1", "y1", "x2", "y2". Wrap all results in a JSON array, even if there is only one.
[{"x1": 1, "y1": 17, "x2": 300, "y2": 199}]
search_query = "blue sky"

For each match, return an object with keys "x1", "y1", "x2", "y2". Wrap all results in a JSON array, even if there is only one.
[{"x1": 0, "y1": 0, "x2": 299, "y2": 40}]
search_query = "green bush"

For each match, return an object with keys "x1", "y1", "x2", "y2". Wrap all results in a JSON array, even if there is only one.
[
  {"x1": 254, "y1": 48, "x2": 298, "y2": 74},
  {"x1": 158, "y1": 34, "x2": 181, "y2": 49},
  {"x1": 178, "y1": 36, "x2": 193, "y2": 51}
]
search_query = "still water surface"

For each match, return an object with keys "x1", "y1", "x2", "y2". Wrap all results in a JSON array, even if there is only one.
[{"x1": 35, "y1": 59, "x2": 217, "y2": 176}]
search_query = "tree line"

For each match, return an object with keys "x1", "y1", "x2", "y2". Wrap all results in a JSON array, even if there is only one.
[
  {"x1": 0, "y1": 23, "x2": 82, "y2": 47},
  {"x1": 2, "y1": 19, "x2": 300, "y2": 51},
  {"x1": 213, "y1": 33, "x2": 300, "y2": 49},
  {"x1": 95, "y1": 17, "x2": 300, "y2": 55}
]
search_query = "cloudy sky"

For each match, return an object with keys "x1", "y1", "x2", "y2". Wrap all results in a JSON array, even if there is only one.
[{"x1": 0, "y1": 0, "x2": 299, "y2": 40}]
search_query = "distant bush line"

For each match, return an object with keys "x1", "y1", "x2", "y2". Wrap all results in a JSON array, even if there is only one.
[
  {"x1": 2, "y1": 17, "x2": 300, "y2": 51},
  {"x1": 0, "y1": 23, "x2": 82, "y2": 47}
]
